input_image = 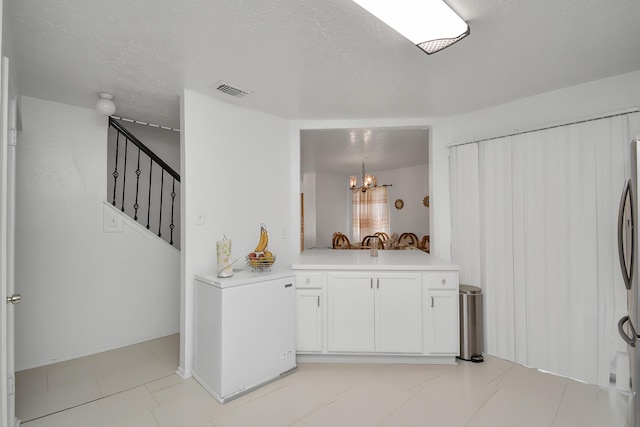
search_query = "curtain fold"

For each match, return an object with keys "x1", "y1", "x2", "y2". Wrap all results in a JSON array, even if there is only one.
[
  {"x1": 450, "y1": 111, "x2": 640, "y2": 388},
  {"x1": 449, "y1": 143, "x2": 481, "y2": 287},
  {"x1": 351, "y1": 187, "x2": 390, "y2": 242}
]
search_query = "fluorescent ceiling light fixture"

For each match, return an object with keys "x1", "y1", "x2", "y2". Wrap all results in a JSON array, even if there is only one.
[{"x1": 353, "y1": 0, "x2": 470, "y2": 54}]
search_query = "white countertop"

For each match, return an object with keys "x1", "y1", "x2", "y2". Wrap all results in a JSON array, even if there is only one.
[
  {"x1": 291, "y1": 248, "x2": 459, "y2": 271},
  {"x1": 195, "y1": 268, "x2": 295, "y2": 289}
]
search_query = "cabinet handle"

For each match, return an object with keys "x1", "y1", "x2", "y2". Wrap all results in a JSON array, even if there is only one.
[
  {"x1": 431, "y1": 296, "x2": 434, "y2": 307},
  {"x1": 371, "y1": 278, "x2": 373, "y2": 289},
  {"x1": 317, "y1": 296, "x2": 320, "y2": 307},
  {"x1": 377, "y1": 278, "x2": 379, "y2": 289},
  {"x1": 441, "y1": 278, "x2": 446, "y2": 285}
]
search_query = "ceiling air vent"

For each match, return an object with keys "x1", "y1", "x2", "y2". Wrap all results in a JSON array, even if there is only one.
[{"x1": 214, "y1": 81, "x2": 253, "y2": 98}]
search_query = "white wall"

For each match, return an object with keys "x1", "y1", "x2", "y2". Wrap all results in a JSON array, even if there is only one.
[
  {"x1": 315, "y1": 172, "x2": 350, "y2": 248},
  {"x1": 15, "y1": 97, "x2": 180, "y2": 370},
  {"x1": 376, "y1": 164, "x2": 429, "y2": 238},
  {"x1": 448, "y1": 70, "x2": 640, "y2": 145},
  {"x1": 180, "y1": 90, "x2": 295, "y2": 376},
  {"x1": 301, "y1": 172, "x2": 316, "y2": 249}
]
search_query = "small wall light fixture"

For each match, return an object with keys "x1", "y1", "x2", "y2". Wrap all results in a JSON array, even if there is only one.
[
  {"x1": 352, "y1": 0, "x2": 470, "y2": 54},
  {"x1": 96, "y1": 92, "x2": 116, "y2": 116}
]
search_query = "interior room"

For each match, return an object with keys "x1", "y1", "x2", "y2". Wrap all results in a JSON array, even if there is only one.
[
  {"x1": 300, "y1": 127, "x2": 430, "y2": 250},
  {"x1": 1, "y1": 0, "x2": 639, "y2": 426}
]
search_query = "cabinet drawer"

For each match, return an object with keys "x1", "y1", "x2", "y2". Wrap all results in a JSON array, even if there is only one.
[
  {"x1": 423, "y1": 272, "x2": 458, "y2": 289},
  {"x1": 296, "y1": 272, "x2": 323, "y2": 288}
]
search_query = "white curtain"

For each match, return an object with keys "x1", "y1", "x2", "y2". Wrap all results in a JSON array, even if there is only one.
[
  {"x1": 449, "y1": 143, "x2": 482, "y2": 287},
  {"x1": 352, "y1": 187, "x2": 390, "y2": 243},
  {"x1": 450, "y1": 111, "x2": 640, "y2": 387}
]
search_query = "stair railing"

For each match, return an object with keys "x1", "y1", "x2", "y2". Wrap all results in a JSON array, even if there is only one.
[{"x1": 108, "y1": 117, "x2": 180, "y2": 247}]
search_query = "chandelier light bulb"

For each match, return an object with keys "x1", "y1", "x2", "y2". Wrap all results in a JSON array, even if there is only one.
[{"x1": 96, "y1": 92, "x2": 116, "y2": 116}]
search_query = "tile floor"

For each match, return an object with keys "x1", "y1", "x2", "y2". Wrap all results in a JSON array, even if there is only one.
[{"x1": 16, "y1": 334, "x2": 630, "y2": 427}]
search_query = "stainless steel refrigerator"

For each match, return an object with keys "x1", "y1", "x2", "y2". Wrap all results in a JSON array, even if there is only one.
[{"x1": 618, "y1": 138, "x2": 640, "y2": 427}]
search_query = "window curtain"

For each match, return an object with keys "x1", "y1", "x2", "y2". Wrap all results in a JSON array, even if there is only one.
[
  {"x1": 449, "y1": 143, "x2": 482, "y2": 287},
  {"x1": 450, "y1": 111, "x2": 640, "y2": 388},
  {"x1": 352, "y1": 187, "x2": 390, "y2": 242}
]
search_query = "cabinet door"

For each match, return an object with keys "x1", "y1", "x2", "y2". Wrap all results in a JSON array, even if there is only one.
[
  {"x1": 376, "y1": 273, "x2": 423, "y2": 353},
  {"x1": 426, "y1": 290, "x2": 459, "y2": 355},
  {"x1": 296, "y1": 290, "x2": 322, "y2": 352},
  {"x1": 327, "y1": 273, "x2": 375, "y2": 352}
]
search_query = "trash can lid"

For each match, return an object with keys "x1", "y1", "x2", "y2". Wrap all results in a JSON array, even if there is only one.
[{"x1": 459, "y1": 284, "x2": 482, "y2": 294}]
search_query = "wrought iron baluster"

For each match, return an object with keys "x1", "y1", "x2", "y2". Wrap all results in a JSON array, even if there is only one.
[
  {"x1": 147, "y1": 160, "x2": 152, "y2": 229},
  {"x1": 121, "y1": 138, "x2": 129, "y2": 212},
  {"x1": 158, "y1": 170, "x2": 164, "y2": 238},
  {"x1": 169, "y1": 179, "x2": 176, "y2": 246},
  {"x1": 108, "y1": 117, "x2": 181, "y2": 248},
  {"x1": 112, "y1": 132, "x2": 120, "y2": 205},
  {"x1": 133, "y1": 147, "x2": 141, "y2": 220}
]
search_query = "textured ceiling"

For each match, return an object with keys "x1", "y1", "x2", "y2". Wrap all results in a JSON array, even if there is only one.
[
  {"x1": 301, "y1": 127, "x2": 429, "y2": 175},
  {"x1": 6, "y1": 0, "x2": 640, "y2": 168},
  {"x1": 7, "y1": 0, "x2": 640, "y2": 130}
]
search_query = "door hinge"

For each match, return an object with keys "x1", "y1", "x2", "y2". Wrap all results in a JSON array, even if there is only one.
[
  {"x1": 9, "y1": 129, "x2": 16, "y2": 146},
  {"x1": 8, "y1": 376, "x2": 15, "y2": 395}
]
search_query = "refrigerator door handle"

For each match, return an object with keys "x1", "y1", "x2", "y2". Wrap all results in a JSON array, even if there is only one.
[
  {"x1": 618, "y1": 179, "x2": 633, "y2": 290},
  {"x1": 618, "y1": 315, "x2": 637, "y2": 347}
]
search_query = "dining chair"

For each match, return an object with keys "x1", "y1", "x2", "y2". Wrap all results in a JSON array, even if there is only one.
[
  {"x1": 374, "y1": 232, "x2": 390, "y2": 249},
  {"x1": 362, "y1": 235, "x2": 383, "y2": 249},
  {"x1": 419, "y1": 235, "x2": 430, "y2": 253},
  {"x1": 332, "y1": 233, "x2": 351, "y2": 249},
  {"x1": 398, "y1": 232, "x2": 419, "y2": 247}
]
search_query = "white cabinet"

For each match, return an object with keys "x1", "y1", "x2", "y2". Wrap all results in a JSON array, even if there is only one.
[
  {"x1": 296, "y1": 290, "x2": 322, "y2": 352},
  {"x1": 426, "y1": 290, "x2": 458, "y2": 354},
  {"x1": 424, "y1": 271, "x2": 459, "y2": 356},
  {"x1": 376, "y1": 273, "x2": 423, "y2": 353},
  {"x1": 327, "y1": 273, "x2": 375, "y2": 352},
  {"x1": 327, "y1": 272, "x2": 422, "y2": 354},
  {"x1": 295, "y1": 272, "x2": 324, "y2": 353}
]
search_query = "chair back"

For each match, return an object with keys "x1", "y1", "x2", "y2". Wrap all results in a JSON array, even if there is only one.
[
  {"x1": 332, "y1": 233, "x2": 351, "y2": 249},
  {"x1": 362, "y1": 235, "x2": 383, "y2": 249},
  {"x1": 419, "y1": 235, "x2": 430, "y2": 253},
  {"x1": 398, "y1": 232, "x2": 419, "y2": 247},
  {"x1": 374, "y1": 232, "x2": 390, "y2": 249}
]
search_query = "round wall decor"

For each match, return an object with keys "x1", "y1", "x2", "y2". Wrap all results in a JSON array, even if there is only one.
[
  {"x1": 423, "y1": 196, "x2": 430, "y2": 207},
  {"x1": 394, "y1": 199, "x2": 404, "y2": 210}
]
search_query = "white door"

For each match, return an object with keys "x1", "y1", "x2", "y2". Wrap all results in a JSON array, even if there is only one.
[
  {"x1": 426, "y1": 290, "x2": 459, "y2": 355},
  {"x1": 0, "y1": 56, "x2": 18, "y2": 427},
  {"x1": 375, "y1": 273, "x2": 423, "y2": 353},
  {"x1": 296, "y1": 290, "x2": 322, "y2": 352},
  {"x1": 327, "y1": 273, "x2": 375, "y2": 352}
]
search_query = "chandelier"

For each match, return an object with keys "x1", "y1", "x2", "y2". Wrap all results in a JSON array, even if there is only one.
[{"x1": 350, "y1": 162, "x2": 389, "y2": 193}]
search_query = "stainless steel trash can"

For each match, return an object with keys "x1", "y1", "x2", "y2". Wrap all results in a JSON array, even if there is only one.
[{"x1": 458, "y1": 285, "x2": 484, "y2": 362}]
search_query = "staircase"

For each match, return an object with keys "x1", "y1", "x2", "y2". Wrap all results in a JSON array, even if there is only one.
[{"x1": 107, "y1": 117, "x2": 181, "y2": 248}]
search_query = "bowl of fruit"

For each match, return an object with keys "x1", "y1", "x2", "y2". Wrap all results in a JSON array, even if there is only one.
[
  {"x1": 246, "y1": 250, "x2": 276, "y2": 271},
  {"x1": 246, "y1": 223, "x2": 276, "y2": 271}
]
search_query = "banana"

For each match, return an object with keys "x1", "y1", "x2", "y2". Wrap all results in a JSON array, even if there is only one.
[
  {"x1": 254, "y1": 232, "x2": 266, "y2": 252},
  {"x1": 254, "y1": 224, "x2": 269, "y2": 252}
]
